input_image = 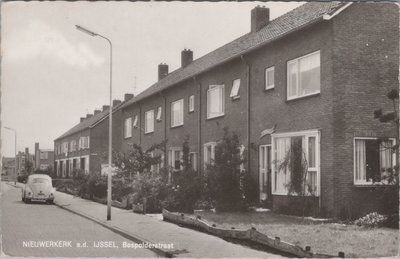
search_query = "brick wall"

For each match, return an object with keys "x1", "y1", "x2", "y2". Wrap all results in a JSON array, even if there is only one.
[{"x1": 331, "y1": 3, "x2": 399, "y2": 218}]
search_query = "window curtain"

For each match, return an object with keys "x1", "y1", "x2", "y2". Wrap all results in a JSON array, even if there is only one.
[
  {"x1": 355, "y1": 140, "x2": 366, "y2": 182},
  {"x1": 380, "y1": 141, "x2": 392, "y2": 171},
  {"x1": 275, "y1": 137, "x2": 290, "y2": 193}
]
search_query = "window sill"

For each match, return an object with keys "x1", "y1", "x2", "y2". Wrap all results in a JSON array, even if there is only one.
[
  {"x1": 144, "y1": 131, "x2": 154, "y2": 135},
  {"x1": 264, "y1": 86, "x2": 274, "y2": 92},
  {"x1": 286, "y1": 92, "x2": 320, "y2": 102},
  {"x1": 188, "y1": 110, "x2": 194, "y2": 113},
  {"x1": 156, "y1": 119, "x2": 162, "y2": 123},
  {"x1": 231, "y1": 95, "x2": 240, "y2": 101},
  {"x1": 171, "y1": 124, "x2": 184, "y2": 129},
  {"x1": 206, "y1": 114, "x2": 224, "y2": 121},
  {"x1": 124, "y1": 136, "x2": 132, "y2": 139},
  {"x1": 354, "y1": 182, "x2": 396, "y2": 187}
]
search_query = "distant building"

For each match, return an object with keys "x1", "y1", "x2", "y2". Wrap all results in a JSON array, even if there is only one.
[
  {"x1": 16, "y1": 148, "x2": 34, "y2": 177},
  {"x1": 54, "y1": 95, "x2": 132, "y2": 178},
  {"x1": 34, "y1": 143, "x2": 54, "y2": 171}
]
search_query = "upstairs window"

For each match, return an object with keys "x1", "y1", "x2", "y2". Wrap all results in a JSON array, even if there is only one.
[
  {"x1": 354, "y1": 138, "x2": 396, "y2": 185},
  {"x1": 287, "y1": 51, "x2": 320, "y2": 100},
  {"x1": 230, "y1": 79, "x2": 240, "y2": 99},
  {"x1": 40, "y1": 152, "x2": 48, "y2": 160},
  {"x1": 133, "y1": 115, "x2": 138, "y2": 128},
  {"x1": 171, "y1": 99, "x2": 184, "y2": 127},
  {"x1": 156, "y1": 107, "x2": 162, "y2": 121},
  {"x1": 70, "y1": 140, "x2": 77, "y2": 152},
  {"x1": 265, "y1": 66, "x2": 275, "y2": 90},
  {"x1": 145, "y1": 110, "x2": 154, "y2": 134},
  {"x1": 207, "y1": 85, "x2": 224, "y2": 119},
  {"x1": 124, "y1": 117, "x2": 132, "y2": 138},
  {"x1": 79, "y1": 136, "x2": 90, "y2": 149},
  {"x1": 189, "y1": 95, "x2": 194, "y2": 112},
  {"x1": 62, "y1": 142, "x2": 69, "y2": 153}
]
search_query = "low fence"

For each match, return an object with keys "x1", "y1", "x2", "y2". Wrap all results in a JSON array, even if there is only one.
[{"x1": 162, "y1": 209, "x2": 344, "y2": 258}]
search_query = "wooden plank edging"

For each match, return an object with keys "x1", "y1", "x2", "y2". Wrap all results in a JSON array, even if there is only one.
[{"x1": 162, "y1": 209, "x2": 338, "y2": 258}]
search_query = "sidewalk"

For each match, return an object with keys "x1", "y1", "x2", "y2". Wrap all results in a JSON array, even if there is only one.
[{"x1": 53, "y1": 189, "x2": 282, "y2": 258}]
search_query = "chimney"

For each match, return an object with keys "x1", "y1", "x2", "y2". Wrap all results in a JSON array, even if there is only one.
[
  {"x1": 113, "y1": 99, "x2": 122, "y2": 107},
  {"x1": 86, "y1": 114, "x2": 93, "y2": 119},
  {"x1": 124, "y1": 93, "x2": 134, "y2": 101},
  {"x1": 94, "y1": 109, "x2": 101, "y2": 115},
  {"x1": 35, "y1": 143, "x2": 39, "y2": 152},
  {"x1": 80, "y1": 117, "x2": 85, "y2": 122},
  {"x1": 25, "y1": 147, "x2": 29, "y2": 155},
  {"x1": 102, "y1": 105, "x2": 110, "y2": 111},
  {"x1": 251, "y1": 6, "x2": 270, "y2": 32},
  {"x1": 158, "y1": 63, "x2": 169, "y2": 80},
  {"x1": 181, "y1": 49, "x2": 193, "y2": 68}
]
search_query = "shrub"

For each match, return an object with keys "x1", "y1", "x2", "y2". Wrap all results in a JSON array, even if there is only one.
[
  {"x1": 355, "y1": 212, "x2": 387, "y2": 228},
  {"x1": 205, "y1": 128, "x2": 250, "y2": 212},
  {"x1": 131, "y1": 173, "x2": 167, "y2": 213}
]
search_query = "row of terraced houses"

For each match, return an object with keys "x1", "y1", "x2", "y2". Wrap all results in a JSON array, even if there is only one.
[{"x1": 54, "y1": 2, "x2": 399, "y2": 217}]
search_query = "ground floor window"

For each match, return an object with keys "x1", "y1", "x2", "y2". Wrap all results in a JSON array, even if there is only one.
[
  {"x1": 203, "y1": 142, "x2": 216, "y2": 168},
  {"x1": 189, "y1": 152, "x2": 197, "y2": 171},
  {"x1": 168, "y1": 147, "x2": 182, "y2": 171},
  {"x1": 259, "y1": 145, "x2": 271, "y2": 201},
  {"x1": 354, "y1": 138, "x2": 395, "y2": 185},
  {"x1": 271, "y1": 130, "x2": 320, "y2": 196}
]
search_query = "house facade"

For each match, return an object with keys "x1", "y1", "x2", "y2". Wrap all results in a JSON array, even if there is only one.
[
  {"x1": 34, "y1": 143, "x2": 54, "y2": 171},
  {"x1": 54, "y1": 95, "x2": 132, "y2": 178},
  {"x1": 117, "y1": 2, "x2": 399, "y2": 217}
]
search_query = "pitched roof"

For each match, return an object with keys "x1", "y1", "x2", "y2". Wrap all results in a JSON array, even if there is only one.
[
  {"x1": 121, "y1": 2, "x2": 347, "y2": 109},
  {"x1": 55, "y1": 102, "x2": 125, "y2": 141}
]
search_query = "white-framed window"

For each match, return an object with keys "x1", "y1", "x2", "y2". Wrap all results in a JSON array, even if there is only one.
[
  {"x1": 133, "y1": 115, "x2": 138, "y2": 128},
  {"x1": 168, "y1": 147, "x2": 182, "y2": 171},
  {"x1": 40, "y1": 152, "x2": 49, "y2": 160},
  {"x1": 265, "y1": 66, "x2": 275, "y2": 90},
  {"x1": 145, "y1": 110, "x2": 154, "y2": 134},
  {"x1": 204, "y1": 142, "x2": 216, "y2": 166},
  {"x1": 271, "y1": 130, "x2": 320, "y2": 196},
  {"x1": 354, "y1": 137, "x2": 396, "y2": 185},
  {"x1": 207, "y1": 85, "x2": 224, "y2": 119},
  {"x1": 62, "y1": 142, "x2": 69, "y2": 154},
  {"x1": 171, "y1": 99, "x2": 184, "y2": 127},
  {"x1": 287, "y1": 50, "x2": 320, "y2": 100},
  {"x1": 230, "y1": 79, "x2": 240, "y2": 99},
  {"x1": 156, "y1": 107, "x2": 162, "y2": 121},
  {"x1": 189, "y1": 152, "x2": 198, "y2": 171},
  {"x1": 70, "y1": 140, "x2": 77, "y2": 152},
  {"x1": 124, "y1": 117, "x2": 132, "y2": 138},
  {"x1": 79, "y1": 136, "x2": 90, "y2": 149},
  {"x1": 189, "y1": 95, "x2": 195, "y2": 112}
]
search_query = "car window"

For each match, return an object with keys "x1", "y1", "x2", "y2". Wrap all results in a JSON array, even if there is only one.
[{"x1": 32, "y1": 178, "x2": 49, "y2": 184}]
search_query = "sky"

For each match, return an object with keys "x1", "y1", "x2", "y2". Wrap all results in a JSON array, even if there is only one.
[{"x1": 1, "y1": 1, "x2": 303, "y2": 157}]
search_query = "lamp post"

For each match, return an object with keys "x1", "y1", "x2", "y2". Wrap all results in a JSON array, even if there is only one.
[
  {"x1": 76, "y1": 25, "x2": 113, "y2": 221},
  {"x1": 4, "y1": 126, "x2": 17, "y2": 183}
]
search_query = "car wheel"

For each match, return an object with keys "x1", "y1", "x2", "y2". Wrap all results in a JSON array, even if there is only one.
[
  {"x1": 47, "y1": 200, "x2": 54, "y2": 205},
  {"x1": 25, "y1": 198, "x2": 31, "y2": 204}
]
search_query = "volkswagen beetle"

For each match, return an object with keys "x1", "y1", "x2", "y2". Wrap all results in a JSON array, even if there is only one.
[{"x1": 22, "y1": 174, "x2": 55, "y2": 204}]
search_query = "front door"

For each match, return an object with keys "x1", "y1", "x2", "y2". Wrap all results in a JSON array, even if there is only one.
[{"x1": 259, "y1": 145, "x2": 271, "y2": 203}]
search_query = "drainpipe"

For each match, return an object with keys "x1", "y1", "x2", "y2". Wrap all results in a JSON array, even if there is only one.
[
  {"x1": 138, "y1": 102, "x2": 142, "y2": 146},
  {"x1": 193, "y1": 76, "x2": 202, "y2": 175},
  {"x1": 240, "y1": 55, "x2": 251, "y2": 175},
  {"x1": 158, "y1": 91, "x2": 168, "y2": 163}
]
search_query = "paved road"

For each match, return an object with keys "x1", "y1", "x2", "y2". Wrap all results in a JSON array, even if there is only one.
[{"x1": 1, "y1": 182, "x2": 157, "y2": 257}]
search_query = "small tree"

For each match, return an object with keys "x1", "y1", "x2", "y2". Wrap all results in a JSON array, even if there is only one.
[
  {"x1": 278, "y1": 139, "x2": 314, "y2": 218},
  {"x1": 373, "y1": 89, "x2": 399, "y2": 226},
  {"x1": 163, "y1": 136, "x2": 201, "y2": 213},
  {"x1": 112, "y1": 140, "x2": 166, "y2": 178},
  {"x1": 206, "y1": 128, "x2": 247, "y2": 212}
]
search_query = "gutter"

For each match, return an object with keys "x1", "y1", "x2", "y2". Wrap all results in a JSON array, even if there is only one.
[{"x1": 193, "y1": 76, "x2": 202, "y2": 174}]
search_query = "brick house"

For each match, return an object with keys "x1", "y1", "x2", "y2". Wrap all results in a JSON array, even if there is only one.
[
  {"x1": 34, "y1": 142, "x2": 54, "y2": 171},
  {"x1": 118, "y1": 2, "x2": 398, "y2": 217},
  {"x1": 54, "y1": 95, "x2": 133, "y2": 178}
]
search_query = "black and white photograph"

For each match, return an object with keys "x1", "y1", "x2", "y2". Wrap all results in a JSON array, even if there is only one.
[{"x1": 1, "y1": 1, "x2": 399, "y2": 258}]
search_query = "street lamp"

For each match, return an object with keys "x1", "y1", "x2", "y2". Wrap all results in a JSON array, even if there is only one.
[
  {"x1": 76, "y1": 24, "x2": 113, "y2": 221},
  {"x1": 4, "y1": 126, "x2": 17, "y2": 183}
]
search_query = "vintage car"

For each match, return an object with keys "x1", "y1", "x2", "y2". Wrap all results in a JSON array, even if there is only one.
[{"x1": 21, "y1": 174, "x2": 55, "y2": 204}]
